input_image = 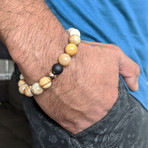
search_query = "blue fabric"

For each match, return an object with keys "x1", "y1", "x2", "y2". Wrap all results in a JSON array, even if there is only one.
[{"x1": 45, "y1": 0, "x2": 148, "y2": 110}]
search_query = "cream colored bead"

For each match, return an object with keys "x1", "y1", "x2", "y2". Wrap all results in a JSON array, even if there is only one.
[
  {"x1": 39, "y1": 77, "x2": 51, "y2": 87},
  {"x1": 24, "y1": 86, "x2": 33, "y2": 97},
  {"x1": 18, "y1": 79, "x2": 26, "y2": 87},
  {"x1": 69, "y1": 28, "x2": 80, "y2": 37},
  {"x1": 31, "y1": 83, "x2": 43, "y2": 95},
  {"x1": 19, "y1": 84, "x2": 28, "y2": 94},
  {"x1": 65, "y1": 43, "x2": 78, "y2": 56},
  {"x1": 42, "y1": 82, "x2": 52, "y2": 89},
  {"x1": 58, "y1": 53, "x2": 71, "y2": 66},
  {"x1": 69, "y1": 35, "x2": 81, "y2": 45},
  {"x1": 67, "y1": 28, "x2": 75, "y2": 34},
  {"x1": 19, "y1": 74, "x2": 24, "y2": 80}
]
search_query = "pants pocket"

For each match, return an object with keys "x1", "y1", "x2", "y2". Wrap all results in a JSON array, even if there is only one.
[{"x1": 62, "y1": 78, "x2": 123, "y2": 138}]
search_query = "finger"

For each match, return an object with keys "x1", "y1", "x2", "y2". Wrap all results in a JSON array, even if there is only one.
[
  {"x1": 119, "y1": 50, "x2": 140, "y2": 91},
  {"x1": 83, "y1": 40, "x2": 140, "y2": 91}
]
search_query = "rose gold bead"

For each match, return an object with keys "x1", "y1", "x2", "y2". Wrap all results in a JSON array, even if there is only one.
[
  {"x1": 19, "y1": 84, "x2": 28, "y2": 94},
  {"x1": 65, "y1": 43, "x2": 78, "y2": 56},
  {"x1": 58, "y1": 53, "x2": 71, "y2": 66},
  {"x1": 24, "y1": 86, "x2": 33, "y2": 97},
  {"x1": 69, "y1": 35, "x2": 81, "y2": 45},
  {"x1": 49, "y1": 72, "x2": 56, "y2": 80},
  {"x1": 39, "y1": 77, "x2": 51, "y2": 88},
  {"x1": 18, "y1": 79, "x2": 26, "y2": 87}
]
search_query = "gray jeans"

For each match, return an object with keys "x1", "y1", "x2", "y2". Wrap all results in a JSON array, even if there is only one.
[
  {"x1": 19, "y1": 76, "x2": 148, "y2": 148},
  {"x1": 2, "y1": 40, "x2": 148, "y2": 147}
]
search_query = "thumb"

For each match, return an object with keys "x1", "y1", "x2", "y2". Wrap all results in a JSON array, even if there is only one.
[{"x1": 119, "y1": 50, "x2": 140, "y2": 91}]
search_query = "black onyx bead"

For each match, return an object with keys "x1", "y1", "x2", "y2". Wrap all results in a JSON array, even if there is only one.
[{"x1": 52, "y1": 63, "x2": 63, "y2": 75}]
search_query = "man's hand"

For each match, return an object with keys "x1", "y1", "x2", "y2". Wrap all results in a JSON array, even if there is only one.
[
  {"x1": 0, "y1": 0, "x2": 140, "y2": 134},
  {"x1": 33, "y1": 41, "x2": 140, "y2": 134}
]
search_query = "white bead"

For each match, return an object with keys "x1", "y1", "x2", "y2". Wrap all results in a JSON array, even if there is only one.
[
  {"x1": 20, "y1": 74, "x2": 24, "y2": 80},
  {"x1": 67, "y1": 28, "x2": 75, "y2": 34},
  {"x1": 31, "y1": 83, "x2": 43, "y2": 95},
  {"x1": 69, "y1": 28, "x2": 81, "y2": 37}
]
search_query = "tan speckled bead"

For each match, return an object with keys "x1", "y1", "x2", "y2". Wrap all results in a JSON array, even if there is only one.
[
  {"x1": 58, "y1": 53, "x2": 71, "y2": 66},
  {"x1": 19, "y1": 84, "x2": 28, "y2": 94},
  {"x1": 65, "y1": 43, "x2": 77, "y2": 56},
  {"x1": 31, "y1": 83, "x2": 43, "y2": 95},
  {"x1": 69, "y1": 35, "x2": 81, "y2": 46},
  {"x1": 18, "y1": 79, "x2": 26, "y2": 87},
  {"x1": 42, "y1": 82, "x2": 52, "y2": 89},
  {"x1": 24, "y1": 86, "x2": 33, "y2": 97},
  {"x1": 39, "y1": 77, "x2": 51, "y2": 88}
]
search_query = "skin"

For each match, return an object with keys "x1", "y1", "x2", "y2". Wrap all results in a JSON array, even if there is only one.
[{"x1": 0, "y1": 0, "x2": 140, "y2": 134}]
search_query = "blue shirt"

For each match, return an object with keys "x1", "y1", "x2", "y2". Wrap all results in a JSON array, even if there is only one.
[{"x1": 45, "y1": 0, "x2": 148, "y2": 110}]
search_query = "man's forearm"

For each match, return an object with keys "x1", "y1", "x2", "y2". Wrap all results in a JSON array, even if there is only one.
[
  {"x1": 0, "y1": 0, "x2": 81, "y2": 132},
  {"x1": 0, "y1": 0, "x2": 69, "y2": 83},
  {"x1": 0, "y1": 0, "x2": 64, "y2": 35},
  {"x1": 0, "y1": 0, "x2": 68, "y2": 61}
]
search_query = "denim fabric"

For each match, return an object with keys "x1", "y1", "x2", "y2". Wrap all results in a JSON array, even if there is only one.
[{"x1": 17, "y1": 74, "x2": 148, "y2": 148}]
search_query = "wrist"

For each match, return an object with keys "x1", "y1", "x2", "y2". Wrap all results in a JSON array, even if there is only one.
[
  {"x1": 17, "y1": 30, "x2": 69, "y2": 84},
  {"x1": 18, "y1": 28, "x2": 81, "y2": 95}
]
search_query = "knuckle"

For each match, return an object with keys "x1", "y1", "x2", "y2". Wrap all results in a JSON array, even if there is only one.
[
  {"x1": 110, "y1": 44, "x2": 121, "y2": 51},
  {"x1": 108, "y1": 44, "x2": 122, "y2": 59}
]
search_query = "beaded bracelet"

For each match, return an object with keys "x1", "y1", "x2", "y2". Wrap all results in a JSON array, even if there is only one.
[{"x1": 18, "y1": 28, "x2": 81, "y2": 97}]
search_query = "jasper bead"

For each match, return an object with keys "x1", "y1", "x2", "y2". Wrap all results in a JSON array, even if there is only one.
[
  {"x1": 24, "y1": 86, "x2": 33, "y2": 97},
  {"x1": 65, "y1": 43, "x2": 77, "y2": 56},
  {"x1": 68, "y1": 28, "x2": 81, "y2": 37},
  {"x1": 19, "y1": 84, "x2": 28, "y2": 94},
  {"x1": 52, "y1": 63, "x2": 63, "y2": 75},
  {"x1": 69, "y1": 35, "x2": 81, "y2": 45},
  {"x1": 42, "y1": 82, "x2": 52, "y2": 89},
  {"x1": 18, "y1": 79, "x2": 26, "y2": 87},
  {"x1": 39, "y1": 77, "x2": 51, "y2": 88},
  {"x1": 58, "y1": 53, "x2": 71, "y2": 66},
  {"x1": 31, "y1": 83, "x2": 43, "y2": 95}
]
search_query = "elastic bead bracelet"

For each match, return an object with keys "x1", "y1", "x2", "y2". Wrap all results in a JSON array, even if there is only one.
[{"x1": 18, "y1": 28, "x2": 81, "y2": 97}]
